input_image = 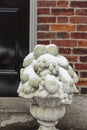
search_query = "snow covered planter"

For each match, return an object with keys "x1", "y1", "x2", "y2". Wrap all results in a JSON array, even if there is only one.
[{"x1": 17, "y1": 44, "x2": 78, "y2": 130}]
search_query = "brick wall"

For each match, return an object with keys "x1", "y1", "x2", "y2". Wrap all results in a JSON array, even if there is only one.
[{"x1": 37, "y1": 0, "x2": 87, "y2": 94}]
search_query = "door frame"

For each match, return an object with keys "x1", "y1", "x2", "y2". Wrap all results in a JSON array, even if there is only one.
[{"x1": 29, "y1": 0, "x2": 37, "y2": 52}]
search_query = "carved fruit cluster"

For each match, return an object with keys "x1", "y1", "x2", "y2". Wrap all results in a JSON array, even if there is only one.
[{"x1": 17, "y1": 44, "x2": 78, "y2": 105}]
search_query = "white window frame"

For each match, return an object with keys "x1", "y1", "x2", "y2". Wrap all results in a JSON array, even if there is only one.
[{"x1": 29, "y1": 0, "x2": 37, "y2": 52}]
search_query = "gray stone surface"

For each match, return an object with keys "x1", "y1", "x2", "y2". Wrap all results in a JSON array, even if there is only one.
[
  {"x1": 58, "y1": 95, "x2": 87, "y2": 130},
  {"x1": 0, "y1": 95, "x2": 86, "y2": 130}
]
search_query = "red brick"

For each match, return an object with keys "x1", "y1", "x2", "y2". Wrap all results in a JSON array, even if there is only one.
[
  {"x1": 52, "y1": 40, "x2": 76, "y2": 47},
  {"x1": 81, "y1": 87, "x2": 87, "y2": 94},
  {"x1": 37, "y1": 32, "x2": 56, "y2": 39},
  {"x1": 77, "y1": 79, "x2": 87, "y2": 86},
  {"x1": 78, "y1": 40, "x2": 87, "y2": 47},
  {"x1": 57, "y1": 1, "x2": 68, "y2": 7},
  {"x1": 37, "y1": 40, "x2": 50, "y2": 45},
  {"x1": 51, "y1": 9, "x2": 74, "y2": 15},
  {"x1": 75, "y1": 64, "x2": 87, "y2": 70},
  {"x1": 80, "y1": 72, "x2": 87, "y2": 78},
  {"x1": 59, "y1": 48, "x2": 71, "y2": 54},
  {"x1": 77, "y1": 25, "x2": 87, "y2": 31},
  {"x1": 38, "y1": 8, "x2": 50, "y2": 15},
  {"x1": 73, "y1": 48, "x2": 87, "y2": 55},
  {"x1": 80, "y1": 56, "x2": 87, "y2": 63},
  {"x1": 66, "y1": 56, "x2": 78, "y2": 62},
  {"x1": 38, "y1": 1, "x2": 56, "y2": 7},
  {"x1": 38, "y1": 17, "x2": 56, "y2": 23},
  {"x1": 57, "y1": 32, "x2": 69, "y2": 39},
  {"x1": 76, "y1": 9, "x2": 87, "y2": 15},
  {"x1": 71, "y1": 33, "x2": 87, "y2": 39},
  {"x1": 57, "y1": 17, "x2": 68, "y2": 23},
  {"x1": 51, "y1": 24, "x2": 75, "y2": 31},
  {"x1": 37, "y1": 25, "x2": 49, "y2": 31},
  {"x1": 70, "y1": 1, "x2": 87, "y2": 8},
  {"x1": 70, "y1": 17, "x2": 87, "y2": 24}
]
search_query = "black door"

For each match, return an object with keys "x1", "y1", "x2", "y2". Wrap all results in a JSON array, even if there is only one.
[{"x1": 0, "y1": 0, "x2": 29, "y2": 96}]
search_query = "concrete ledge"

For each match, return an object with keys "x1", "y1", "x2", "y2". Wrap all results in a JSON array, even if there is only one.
[
  {"x1": 58, "y1": 95, "x2": 87, "y2": 130},
  {"x1": 0, "y1": 97, "x2": 31, "y2": 113},
  {"x1": 0, "y1": 95, "x2": 87, "y2": 130}
]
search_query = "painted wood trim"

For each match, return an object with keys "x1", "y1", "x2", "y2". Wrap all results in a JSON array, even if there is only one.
[{"x1": 29, "y1": 0, "x2": 37, "y2": 52}]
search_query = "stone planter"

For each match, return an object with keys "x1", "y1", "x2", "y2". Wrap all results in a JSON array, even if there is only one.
[
  {"x1": 17, "y1": 44, "x2": 78, "y2": 130},
  {"x1": 30, "y1": 98, "x2": 66, "y2": 130}
]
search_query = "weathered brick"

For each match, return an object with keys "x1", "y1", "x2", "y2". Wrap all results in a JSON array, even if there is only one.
[
  {"x1": 75, "y1": 64, "x2": 87, "y2": 70},
  {"x1": 80, "y1": 56, "x2": 87, "y2": 62},
  {"x1": 37, "y1": 25, "x2": 49, "y2": 31},
  {"x1": 77, "y1": 25, "x2": 87, "y2": 31},
  {"x1": 59, "y1": 48, "x2": 71, "y2": 54},
  {"x1": 37, "y1": 32, "x2": 56, "y2": 39},
  {"x1": 73, "y1": 48, "x2": 87, "y2": 55},
  {"x1": 38, "y1": 17, "x2": 56, "y2": 23},
  {"x1": 70, "y1": 1, "x2": 87, "y2": 8},
  {"x1": 70, "y1": 17, "x2": 87, "y2": 24},
  {"x1": 80, "y1": 72, "x2": 87, "y2": 78},
  {"x1": 57, "y1": 17, "x2": 68, "y2": 23},
  {"x1": 38, "y1": 1, "x2": 56, "y2": 7},
  {"x1": 66, "y1": 56, "x2": 78, "y2": 62},
  {"x1": 78, "y1": 40, "x2": 87, "y2": 47},
  {"x1": 51, "y1": 24, "x2": 75, "y2": 31},
  {"x1": 38, "y1": 8, "x2": 50, "y2": 15},
  {"x1": 52, "y1": 40, "x2": 76, "y2": 47},
  {"x1": 57, "y1": 32, "x2": 69, "y2": 39},
  {"x1": 76, "y1": 9, "x2": 87, "y2": 15},
  {"x1": 57, "y1": 1, "x2": 68, "y2": 7},
  {"x1": 37, "y1": 40, "x2": 50, "y2": 45},
  {"x1": 51, "y1": 9, "x2": 74, "y2": 15},
  {"x1": 71, "y1": 33, "x2": 87, "y2": 39}
]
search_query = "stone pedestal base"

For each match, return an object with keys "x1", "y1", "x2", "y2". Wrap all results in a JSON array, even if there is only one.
[{"x1": 37, "y1": 120, "x2": 59, "y2": 130}]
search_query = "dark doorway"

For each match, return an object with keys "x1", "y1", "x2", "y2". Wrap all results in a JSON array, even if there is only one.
[{"x1": 0, "y1": 0, "x2": 29, "y2": 96}]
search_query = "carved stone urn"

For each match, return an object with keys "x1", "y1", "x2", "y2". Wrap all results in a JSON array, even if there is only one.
[
  {"x1": 30, "y1": 97, "x2": 66, "y2": 130},
  {"x1": 17, "y1": 44, "x2": 78, "y2": 130}
]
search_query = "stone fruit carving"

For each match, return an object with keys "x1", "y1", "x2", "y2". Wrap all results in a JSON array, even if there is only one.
[
  {"x1": 17, "y1": 44, "x2": 78, "y2": 104},
  {"x1": 17, "y1": 44, "x2": 78, "y2": 130}
]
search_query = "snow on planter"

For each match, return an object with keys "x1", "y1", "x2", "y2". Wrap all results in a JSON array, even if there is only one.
[{"x1": 17, "y1": 44, "x2": 78, "y2": 104}]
